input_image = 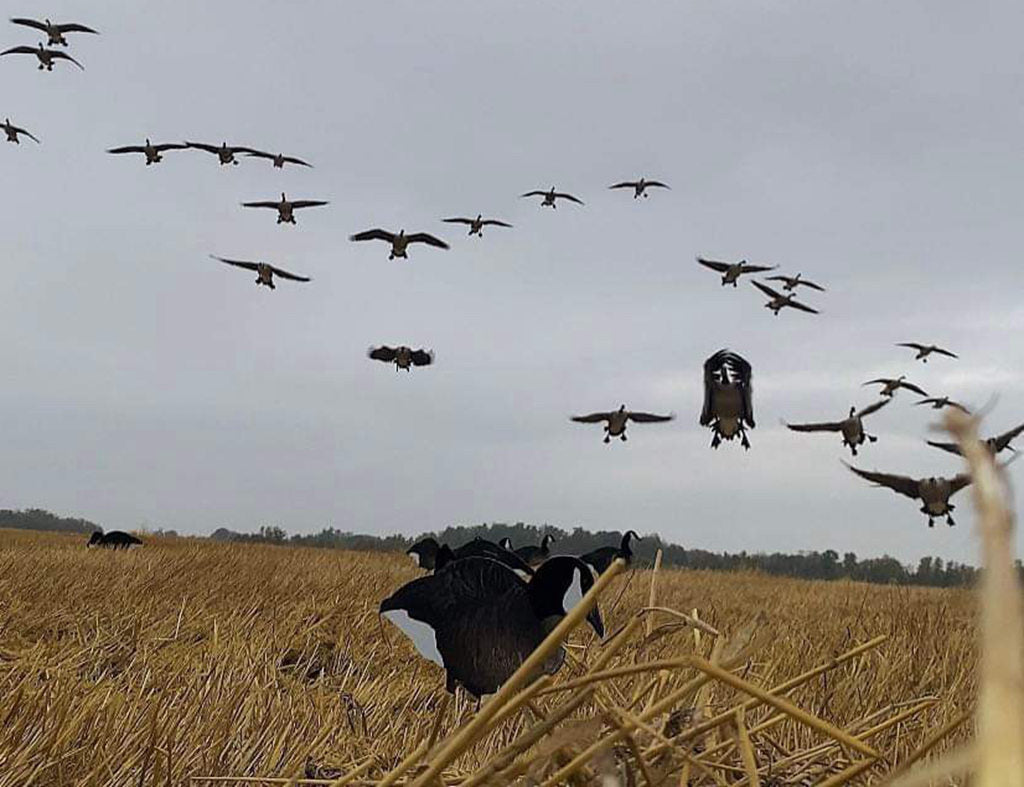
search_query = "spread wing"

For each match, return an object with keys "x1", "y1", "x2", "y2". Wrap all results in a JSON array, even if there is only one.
[
  {"x1": 185, "y1": 142, "x2": 221, "y2": 154},
  {"x1": 554, "y1": 192, "x2": 584, "y2": 204},
  {"x1": 784, "y1": 298, "x2": 820, "y2": 314},
  {"x1": 738, "y1": 263, "x2": 778, "y2": 274},
  {"x1": 15, "y1": 127, "x2": 40, "y2": 143},
  {"x1": 645, "y1": 180, "x2": 670, "y2": 189},
  {"x1": 752, "y1": 280, "x2": 784, "y2": 299},
  {"x1": 290, "y1": 200, "x2": 329, "y2": 209},
  {"x1": 410, "y1": 349, "x2": 434, "y2": 366},
  {"x1": 786, "y1": 420, "x2": 843, "y2": 433},
  {"x1": 0, "y1": 46, "x2": 39, "y2": 56},
  {"x1": 443, "y1": 217, "x2": 473, "y2": 225},
  {"x1": 154, "y1": 142, "x2": 188, "y2": 152},
  {"x1": 520, "y1": 191, "x2": 547, "y2": 198},
  {"x1": 797, "y1": 278, "x2": 825, "y2": 291},
  {"x1": 627, "y1": 411, "x2": 675, "y2": 423},
  {"x1": 210, "y1": 254, "x2": 259, "y2": 273},
  {"x1": 696, "y1": 257, "x2": 730, "y2": 273},
  {"x1": 481, "y1": 219, "x2": 513, "y2": 227},
  {"x1": 926, "y1": 439, "x2": 962, "y2": 456},
  {"x1": 9, "y1": 18, "x2": 47, "y2": 33},
  {"x1": 241, "y1": 201, "x2": 280, "y2": 209},
  {"x1": 608, "y1": 181, "x2": 638, "y2": 190},
  {"x1": 863, "y1": 378, "x2": 894, "y2": 388},
  {"x1": 350, "y1": 229, "x2": 395, "y2": 243},
  {"x1": 899, "y1": 381, "x2": 929, "y2": 396},
  {"x1": 932, "y1": 346, "x2": 958, "y2": 358},
  {"x1": 993, "y1": 422, "x2": 1024, "y2": 452},
  {"x1": 897, "y1": 342, "x2": 928, "y2": 352},
  {"x1": 57, "y1": 22, "x2": 99, "y2": 34},
  {"x1": 269, "y1": 265, "x2": 310, "y2": 282},
  {"x1": 844, "y1": 463, "x2": 921, "y2": 500},
  {"x1": 405, "y1": 233, "x2": 449, "y2": 249},
  {"x1": 278, "y1": 155, "x2": 311, "y2": 167},
  {"x1": 856, "y1": 398, "x2": 890, "y2": 418},
  {"x1": 571, "y1": 412, "x2": 613, "y2": 424},
  {"x1": 368, "y1": 346, "x2": 398, "y2": 362},
  {"x1": 765, "y1": 275, "x2": 795, "y2": 286},
  {"x1": 51, "y1": 51, "x2": 84, "y2": 69}
]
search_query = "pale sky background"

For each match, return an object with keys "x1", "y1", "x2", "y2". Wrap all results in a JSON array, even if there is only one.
[{"x1": 1, "y1": 1, "x2": 1022, "y2": 565}]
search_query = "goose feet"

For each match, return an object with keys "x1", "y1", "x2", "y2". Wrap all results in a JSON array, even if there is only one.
[
  {"x1": 620, "y1": 433, "x2": 627, "y2": 442},
  {"x1": 710, "y1": 432, "x2": 721, "y2": 449},
  {"x1": 741, "y1": 433, "x2": 751, "y2": 450},
  {"x1": 867, "y1": 434, "x2": 878, "y2": 443},
  {"x1": 603, "y1": 434, "x2": 611, "y2": 444}
]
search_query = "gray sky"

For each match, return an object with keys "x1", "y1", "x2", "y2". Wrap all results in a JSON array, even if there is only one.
[{"x1": 2, "y1": 0, "x2": 1022, "y2": 565}]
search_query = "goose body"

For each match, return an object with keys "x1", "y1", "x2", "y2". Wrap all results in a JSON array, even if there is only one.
[
  {"x1": 751, "y1": 280, "x2": 819, "y2": 314},
  {"x1": 581, "y1": 531, "x2": 640, "y2": 575},
  {"x1": 442, "y1": 214, "x2": 512, "y2": 236},
  {"x1": 186, "y1": 141, "x2": 257, "y2": 165},
  {"x1": 520, "y1": 188, "x2": 584, "y2": 208},
  {"x1": 244, "y1": 149, "x2": 312, "y2": 168},
  {"x1": 701, "y1": 350, "x2": 755, "y2": 449},
  {"x1": 10, "y1": 17, "x2": 98, "y2": 47},
  {"x1": 107, "y1": 138, "x2": 187, "y2": 165},
  {"x1": 241, "y1": 192, "x2": 328, "y2": 225},
  {"x1": 514, "y1": 534, "x2": 556, "y2": 568},
  {"x1": 785, "y1": 399, "x2": 889, "y2": 456},
  {"x1": 368, "y1": 345, "x2": 434, "y2": 371},
  {"x1": 765, "y1": 273, "x2": 825, "y2": 293},
  {"x1": 696, "y1": 257, "x2": 777, "y2": 287},
  {"x1": 349, "y1": 228, "x2": 449, "y2": 259},
  {"x1": 572, "y1": 404, "x2": 675, "y2": 444},
  {"x1": 863, "y1": 376, "x2": 928, "y2": 398},
  {"x1": 210, "y1": 255, "x2": 310, "y2": 289},
  {"x1": 897, "y1": 343, "x2": 958, "y2": 363},
  {"x1": 87, "y1": 530, "x2": 142, "y2": 549},
  {"x1": 845, "y1": 463, "x2": 972, "y2": 527},
  {"x1": 916, "y1": 397, "x2": 970, "y2": 414},
  {"x1": 1, "y1": 118, "x2": 39, "y2": 144},
  {"x1": 1, "y1": 43, "x2": 83, "y2": 70},
  {"x1": 608, "y1": 178, "x2": 670, "y2": 199}
]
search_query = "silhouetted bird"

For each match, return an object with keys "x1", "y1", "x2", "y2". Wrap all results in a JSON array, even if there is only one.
[
  {"x1": 87, "y1": 531, "x2": 142, "y2": 549},
  {"x1": 581, "y1": 531, "x2": 640, "y2": 575}
]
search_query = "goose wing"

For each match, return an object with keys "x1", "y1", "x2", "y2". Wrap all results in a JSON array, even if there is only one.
[
  {"x1": 210, "y1": 254, "x2": 259, "y2": 273},
  {"x1": 410, "y1": 349, "x2": 434, "y2": 366},
  {"x1": 797, "y1": 278, "x2": 826, "y2": 292},
  {"x1": 950, "y1": 473, "x2": 974, "y2": 495},
  {"x1": 240, "y1": 200, "x2": 281, "y2": 209},
  {"x1": 554, "y1": 192, "x2": 584, "y2": 204},
  {"x1": 185, "y1": 141, "x2": 221, "y2": 154},
  {"x1": 925, "y1": 439, "x2": 962, "y2": 457},
  {"x1": 752, "y1": 280, "x2": 785, "y2": 299},
  {"x1": 696, "y1": 256, "x2": 730, "y2": 273},
  {"x1": 783, "y1": 298, "x2": 820, "y2": 314},
  {"x1": 289, "y1": 200, "x2": 329, "y2": 209},
  {"x1": 738, "y1": 263, "x2": 778, "y2": 274},
  {"x1": 915, "y1": 398, "x2": 970, "y2": 413},
  {"x1": 765, "y1": 275, "x2": 796, "y2": 286},
  {"x1": 645, "y1": 180, "x2": 670, "y2": 189},
  {"x1": 898, "y1": 381, "x2": 929, "y2": 397},
  {"x1": 571, "y1": 411, "x2": 613, "y2": 424},
  {"x1": 269, "y1": 265, "x2": 310, "y2": 282},
  {"x1": 154, "y1": 142, "x2": 188, "y2": 152},
  {"x1": 520, "y1": 190, "x2": 547, "y2": 198},
  {"x1": 992, "y1": 422, "x2": 1024, "y2": 452},
  {"x1": 368, "y1": 346, "x2": 398, "y2": 362},
  {"x1": 56, "y1": 22, "x2": 99, "y2": 34},
  {"x1": 785, "y1": 419, "x2": 843, "y2": 433},
  {"x1": 897, "y1": 342, "x2": 928, "y2": 352},
  {"x1": 481, "y1": 219, "x2": 513, "y2": 227},
  {"x1": 8, "y1": 17, "x2": 47, "y2": 33},
  {"x1": 863, "y1": 378, "x2": 896, "y2": 388},
  {"x1": 14, "y1": 126, "x2": 40, "y2": 143},
  {"x1": 844, "y1": 463, "x2": 921, "y2": 500},
  {"x1": 700, "y1": 352, "x2": 720, "y2": 426},
  {"x1": 443, "y1": 217, "x2": 473, "y2": 225},
  {"x1": 278, "y1": 154, "x2": 312, "y2": 167},
  {"x1": 350, "y1": 228, "x2": 395, "y2": 243},
  {"x1": 627, "y1": 411, "x2": 675, "y2": 423},
  {"x1": 932, "y1": 346, "x2": 958, "y2": 358},
  {"x1": 856, "y1": 398, "x2": 890, "y2": 419},
  {"x1": 0, "y1": 45, "x2": 40, "y2": 56},
  {"x1": 50, "y1": 51, "x2": 84, "y2": 69},
  {"x1": 405, "y1": 233, "x2": 449, "y2": 249},
  {"x1": 608, "y1": 181, "x2": 639, "y2": 190}
]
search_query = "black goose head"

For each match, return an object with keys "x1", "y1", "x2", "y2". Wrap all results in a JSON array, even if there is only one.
[
  {"x1": 87, "y1": 531, "x2": 104, "y2": 547},
  {"x1": 620, "y1": 530, "x2": 640, "y2": 556},
  {"x1": 406, "y1": 537, "x2": 440, "y2": 570},
  {"x1": 528, "y1": 556, "x2": 604, "y2": 638}
]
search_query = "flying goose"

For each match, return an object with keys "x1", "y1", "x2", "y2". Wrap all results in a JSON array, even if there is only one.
[
  {"x1": 580, "y1": 531, "x2": 640, "y2": 576},
  {"x1": 185, "y1": 142, "x2": 257, "y2": 165},
  {"x1": 863, "y1": 376, "x2": 928, "y2": 398},
  {"x1": 442, "y1": 214, "x2": 513, "y2": 236},
  {"x1": 1, "y1": 43, "x2": 83, "y2": 70},
  {"x1": 107, "y1": 139, "x2": 187, "y2": 165},
  {"x1": 916, "y1": 397, "x2": 971, "y2": 414},
  {"x1": 10, "y1": 17, "x2": 98, "y2": 46},
  {"x1": 380, "y1": 555, "x2": 603, "y2": 697},
  {"x1": 696, "y1": 257, "x2": 777, "y2": 287},
  {"x1": 349, "y1": 229, "x2": 449, "y2": 259},
  {"x1": 1, "y1": 118, "x2": 39, "y2": 144},
  {"x1": 241, "y1": 193, "x2": 328, "y2": 225},
  {"x1": 897, "y1": 343, "x2": 958, "y2": 363},
  {"x1": 210, "y1": 254, "x2": 310, "y2": 289},
  {"x1": 608, "y1": 178, "x2": 670, "y2": 199},
  {"x1": 407, "y1": 537, "x2": 534, "y2": 577},
  {"x1": 520, "y1": 188, "x2": 584, "y2": 208},
  {"x1": 367, "y1": 345, "x2": 434, "y2": 371},
  {"x1": 845, "y1": 463, "x2": 972, "y2": 527},
  {"x1": 765, "y1": 273, "x2": 826, "y2": 293},
  {"x1": 785, "y1": 399, "x2": 890, "y2": 456},
  {"x1": 87, "y1": 531, "x2": 142, "y2": 549},
  {"x1": 701, "y1": 349, "x2": 755, "y2": 450},
  {"x1": 514, "y1": 534, "x2": 556, "y2": 568},
  {"x1": 751, "y1": 280, "x2": 820, "y2": 315},
  {"x1": 571, "y1": 404, "x2": 675, "y2": 444},
  {"x1": 243, "y1": 149, "x2": 312, "y2": 168},
  {"x1": 926, "y1": 421, "x2": 1024, "y2": 458}
]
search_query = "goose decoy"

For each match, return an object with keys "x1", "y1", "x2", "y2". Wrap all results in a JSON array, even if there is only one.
[
  {"x1": 380, "y1": 555, "x2": 602, "y2": 697},
  {"x1": 700, "y1": 349, "x2": 755, "y2": 450},
  {"x1": 608, "y1": 178, "x2": 670, "y2": 199},
  {"x1": 87, "y1": 531, "x2": 142, "y2": 549},
  {"x1": 514, "y1": 534, "x2": 556, "y2": 568},
  {"x1": 785, "y1": 399, "x2": 890, "y2": 456},
  {"x1": 845, "y1": 463, "x2": 972, "y2": 527},
  {"x1": 185, "y1": 142, "x2": 257, "y2": 166},
  {"x1": 1, "y1": 43, "x2": 83, "y2": 71},
  {"x1": 10, "y1": 17, "x2": 98, "y2": 47},
  {"x1": 107, "y1": 138, "x2": 187, "y2": 165},
  {"x1": 442, "y1": 214, "x2": 513, "y2": 236},
  {"x1": 765, "y1": 273, "x2": 826, "y2": 293},
  {"x1": 243, "y1": 149, "x2": 313, "y2": 168},
  {"x1": 696, "y1": 257, "x2": 777, "y2": 287},
  {"x1": 210, "y1": 254, "x2": 310, "y2": 290},
  {"x1": 571, "y1": 404, "x2": 675, "y2": 444},
  {"x1": 498, "y1": 537, "x2": 513, "y2": 550},
  {"x1": 916, "y1": 397, "x2": 971, "y2": 414},
  {"x1": 349, "y1": 229, "x2": 449, "y2": 259},
  {"x1": 407, "y1": 537, "x2": 534, "y2": 576},
  {"x1": 926, "y1": 421, "x2": 1024, "y2": 458},
  {"x1": 367, "y1": 345, "x2": 434, "y2": 372},
  {"x1": 241, "y1": 193, "x2": 328, "y2": 225},
  {"x1": 580, "y1": 531, "x2": 640, "y2": 575},
  {"x1": 863, "y1": 376, "x2": 928, "y2": 398},
  {"x1": 897, "y1": 343, "x2": 958, "y2": 363},
  {"x1": 520, "y1": 188, "x2": 584, "y2": 208},
  {"x1": 1, "y1": 118, "x2": 39, "y2": 144},
  {"x1": 751, "y1": 280, "x2": 820, "y2": 315}
]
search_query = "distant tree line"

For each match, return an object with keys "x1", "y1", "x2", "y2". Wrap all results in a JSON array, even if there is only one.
[{"x1": 0, "y1": 508, "x2": 98, "y2": 535}]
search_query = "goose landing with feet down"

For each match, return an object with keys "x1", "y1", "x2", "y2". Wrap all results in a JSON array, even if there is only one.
[
  {"x1": 863, "y1": 376, "x2": 928, "y2": 398},
  {"x1": 897, "y1": 343, "x2": 958, "y2": 363},
  {"x1": 608, "y1": 178, "x2": 670, "y2": 199},
  {"x1": 696, "y1": 257, "x2": 777, "y2": 287},
  {"x1": 845, "y1": 463, "x2": 972, "y2": 527},
  {"x1": 1, "y1": 118, "x2": 39, "y2": 144},
  {"x1": 785, "y1": 399, "x2": 889, "y2": 456},
  {"x1": 241, "y1": 193, "x2": 328, "y2": 225},
  {"x1": 107, "y1": 139, "x2": 187, "y2": 165},
  {"x1": 572, "y1": 405, "x2": 675, "y2": 444},
  {"x1": 349, "y1": 229, "x2": 449, "y2": 260},
  {"x1": 0, "y1": 43, "x2": 83, "y2": 71},
  {"x1": 751, "y1": 280, "x2": 820, "y2": 315},
  {"x1": 701, "y1": 349, "x2": 755, "y2": 450},
  {"x1": 442, "y1": 214, "x2": 512, "y2": 236},
  {"x1": 520, "y1": 188, "x2": 584, "y2": 208},
  {"x1": 9, "y1": 17, "x2": 98, "y2": 46},
  {"x1": 210, "y1": 255, "x2": 310, "y2": 290}
]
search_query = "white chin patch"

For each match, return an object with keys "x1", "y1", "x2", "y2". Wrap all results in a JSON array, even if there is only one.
[
  {"x1": 409, "y1": 552, "x2": 421, "y2": 568},
  {"x1": 383, "y1": 610, "x2": 444, "y2": 667},
  {"x1": 562, "y1": 568, "x2": 585, "y2": 612},
  {"x1": 513, "y1": 568, "x2": 532, "y2": 581}
]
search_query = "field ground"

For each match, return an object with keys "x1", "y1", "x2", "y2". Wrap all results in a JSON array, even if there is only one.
[{"x1": 0, "y1": 529, "x2": 974, "y2": 785}]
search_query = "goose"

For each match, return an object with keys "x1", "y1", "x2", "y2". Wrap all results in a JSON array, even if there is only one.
[
  {"x1": 349, "y1": 228, "x2": 449, "y2": 259},
  {"x1": 514, "y1": 534, "x2": 556, "y2": 568},
  {"x1": 107, "y1": 138, "x2": 187, "y2": 165},
  {"x1": 442, "y1": 214, "x2": 513, "y2": 237},
  {"x1": 241, "y1": 192, "x2": 328, "y2": 225},
  {"x1": 751, "y1": 280, "x2": 820, "y2": 315},
  {"x1": 845, "y1": 463, "x2": 972, "y2": 527},
  {"x1": 897, "y1": 343, "x2": 958, "y2": 363},
  {"x1": 10, "y1": 17, "x2": 98, "y2": 47},
  {"x1": 367, "y1": 345, "x2": 434, "y2": 372},
  {"x1": 580, "y1": 531, "x2": 640, "y2": 575},
  {"x1": 863, "y1": 376, "x2": 928, "y2": 398},
  {"x1": 380, "y1": 555, "x2": 603, "y2": 697},
  {"x1": 608, "y1": 178, "x2": 670, "y2": 199},
  {"x1": 406, "y1": 537, "x2": 535, "y2": 577},
  {"x1": 785, "y1": 399, "x2": 890, "y2": 456},
  {"x1": 765, "y1": 273, "x2": 826, "y2": 293},
  {"x1": 87, "y1": 531, "x2": 142, "y2": 549},
  {"x1": 700, "y1": 349, "x2": 755, "y2": 450},
  {"x1": 926, "y1": 421, "x2": 1024, "y2": 458},
  {"x1": 1, "y1": 43, "x2": 83, "y2": 70},
  {"x1": 210, "y1": 254, "x2": 310, "y2": 290},
  {"x1": 916, "y1": 397, "x2": 971, "y2": 414},
  {"x1": 571, "y1": 404, "x2": 675, "y2": 444},
  {"x1": 1, "y1": 118, "x2": 39, "y2": 144},
  {"x1": 185, "y1": 141, "x2": 257, "y2": 165},
  {"x1": 520, "y1": 188, "x2": 584, "y2": 208},
  {"x1": 243, "y1": 149, "x2": 312, "y2": 168},
  {"x1": 696, "y1": 257, "x2": 777, "y2": 287}
]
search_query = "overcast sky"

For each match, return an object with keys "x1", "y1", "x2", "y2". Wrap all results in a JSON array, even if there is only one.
[{"x1": 2, "y1": 1, "x2": 1021, "y2": 565}]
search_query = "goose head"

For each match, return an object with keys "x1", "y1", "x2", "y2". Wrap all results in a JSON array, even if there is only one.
[
  {"x1": 87, "y1": 531, "x2": 103, "y2": 547},
  {"x1": 406, "y1": 537, "x2": 440, "y2": 570},
  {"x1": 618, "y1": 404, "x2": 627, "y2": 413},
  {"x1": 541, "y1": 534, "x2": 556, "y2": 550},
  {"x1": 848, "y1": 406, "x2": 856, "y2": 418},
  {"x1": 475, "y1": 214, "x2": 482, "y2": 221},
  {"x1": 280, "y1": 192, "x2": 287, "y2": 203},
  {"x1": 528, "y1": 556, "x2": 604, "y2": 637},
  {"x1": 622, "y1": 530, "x2": 640, "y2": 552}
]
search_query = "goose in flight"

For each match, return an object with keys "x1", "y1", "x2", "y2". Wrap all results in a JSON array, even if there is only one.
[
  {"x1": 442, "y1": 214, "x2": 512, "y2": 237},
  {"x1": 1, "y1": 43, "x2": 83, "y2": 70},
  {"x1": 1, "y1": 118, "x2": 39, "y2": 144},
  {"x1": 863, "y1": 376, "x2": 928, "y2": 398},
  {"x1": 785, "y1": 399, "x2": 889, "y2": 456},
  {"x1": 696, "y1": 257, "x2": 777, "y2": 287},
  {"x1": 241, "y1": 193, "x2": 328, "y2": 225},
  {"x1": 765, "y1": 273, "x2": 825, "y2": 293},
  {"x1": 845, "y1": 463, "x2": 972, "y2": 527},
  {"x1": 926, "y1": 421, "x2": 1024, "y2": 458},
  {"x1": 897, "y1": 343, "x2": 958, "y2": 363},
  {"x1": 520, "y1": 188, "x2": 584, "y2": 208},
  {"x1": 367, "y1": 345, "x2": 434, "y2": 372},
  {"x1": 916, "y1": 397, "x2": 971, "y2": 414},
  {"x1": 10, "y1": 17, "x2": 98, "y2": 47},
  {"x1": 107, "y1": 139, "x2": 187, "y2": 165},
  {"x1": 185, "y1": 142, "x2": 257, "y2": 166},
  {"x1": 608, "y1": 178, "x2": 670, "y2": 199},
  {"x1": 571, "y1": 405, "x2": 675, "y2": 444},
  {"x1": 751, "y1": 280, "x2": 820, "y2": 315},
  {"x1": 349, "y1": 229, "x2": 449, "y2": 260},
  {"x1": 243, "y1": 149, "x2": 312, "y2": 169},
  {"x1": 210, "y1": 255, "x2": 310, "y2": 290},
  {"x1": 701, "y1": 350, "x2": 755, "y2": 450}
]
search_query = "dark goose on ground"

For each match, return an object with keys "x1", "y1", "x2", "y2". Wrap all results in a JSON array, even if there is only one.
[
  {"x1": 514, "y1": 533, "x2": 556, "y2": 567},
  {"x1": 87, "y1": 531, "x2": 142, "y2": 549},
  {"x1": 406, "y1": 536, "x2": 534, "y2": 577},
  {"x1": 581, "y1": 531, "x2": 640, "y2": 575}
]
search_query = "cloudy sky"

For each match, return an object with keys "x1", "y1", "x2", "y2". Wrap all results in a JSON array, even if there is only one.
[{"x1": 2, "y1": 1, "x2": 1022, "y2": 565}]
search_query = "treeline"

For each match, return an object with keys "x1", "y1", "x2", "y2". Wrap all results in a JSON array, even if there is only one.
[{"x1": 0, "y1": 508, "x2": 98, "y2": 535}]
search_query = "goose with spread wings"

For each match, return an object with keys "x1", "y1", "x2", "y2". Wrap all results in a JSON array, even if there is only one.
[
  {"x1": 845, "y1": 463, "x2": 972, "y2": 527},
  {"x1": 349, "y1": 228, "x2": 449, "y2": 260},
  {"x1": 1, "y1": 118, "x2": 38, "y2": 144},
  {"x1": 765, "y1": 273, "x2": 826, "y2": 293},
  {"x1": 897, "y1": 343, "x2": 958, "y2": 363},
  {"x1": 572, "y1": 405, "x2": 675, "y2": 444},
  {"x1": 927, "y1": 421, "x2": 1024, "y2": 458},
  {"x1": 10, "y1": 17, "x2": 98, "y2": 46},
  {"x1": 696, "y1": 257, "x2": 777, "y2": 287},
  {"x1": 916, "y1": 397, "x2": 971, "y2": 414},
  {"x1": 107, "y1": 138, "x2": 187, "y2": 165},
  {"x1": 785, "y1": 399, "x2": 889, "y2": 456},
  {"x1": 608, "y1": 178, "x2": 670, "y2": 199},
  {"x1": 520, "y1": 187, "x2": 584, "y2": 208},
  {"x1": 210, "y1": 255, "x2": 309, "y2": 290},
  {"x1": 241, "y1": 192, "x2": 328, "y2": 225},
  {"x1": 243, "y1": 149, "x2": 312, "y2": 169},
  {"x1": 185, "y1": 141, "x2": 257, "y2": 166},
  {"x1": 1, "y1": 43, "x2": 83, "y2": 71},
  {"x1": 751, "y1": 280, "x2": 820, "y2": 315},
  {"x1": 863, "y1": 376, "x2": 928, "y2": 398},
  {"x1": 442, "y1": 214, "x2": 512, "y2": 237},
  {"x1": 701, "y1": 350, "x2": 755, "y2": 450},
  {"x1": 367, "y1": 345, "x2": 434, "y2": 372}
]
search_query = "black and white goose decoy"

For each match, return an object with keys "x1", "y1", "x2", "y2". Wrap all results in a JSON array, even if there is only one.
[
  {"x1": 863, "y1": 376, "x2": 928, "y2": 398},
  {"x1": 751, "y1": 280, "x2": 820, "y2": 315},
  {"x1": 407, "y1": 537, "x2": 535, "y2": 577},
  {"x1": 367, "y1": 345, "x2": 434, "y2": 372},
  {"x1": 514, "y1": 534, "x2": 556, "y2": 568},
  {"x1": 442, "y1": 214, "x2": 513, "y2": 236},
  {"x1": 700, "y1": 349, "x2": 755, "y2": 450},
  {"x1": 520, "y1": 188, "x2": 584, "y2": 208},
  {"x1": 210, "y1": 255, "x2": 310, "y2": 290},
  {"x1": 896, "y1": 343, "x2": 958, "y2": 363},
  {"x1": 916, "y1": 397, "x2": 971, "y2": 414},
  {"x1": 785, "y1": 399, "x2": 890, "y2": 456},
  {"x1": 185, "y1": 141, "x2": 257, "y2": 165},
  {"x1": 1, "y1": 118, "x2": 39, "y2": 144},
  {"x1": 845, "y1": 463, "x2": 972, "y2": 527},
  {"x1": 380, "y1": 555, "x2": 603, "y2": 697},
  {"x1": 107, "y1": 139, "x2": 187, "y2": 165},
  {"x1": 696, "y1": 257, "x2": 777, "y2": 287},
  {"x1": 243, "y1": 149, "x2": 313, "y2": 168},
  {"x1": 10, "y1": 17, "x2": 98, "y2": 46},
  {"x1": 1, "y1": 43, "x2": 83, "y2": 71},
  {"x1": 608, "y1": 178, "x2": 670, "y2": 199},
  {"x1": 581, "y1": 531, "x2": 640, "y2": 575},
  {"x1": 87, "y1": 531, "x2": 142, "y2": 549},
  {"x1": 349, "y1": 229, "x2": 449, "y2": 260},
  {"x1": 572, "y1": 405, "x2": 675, "y2": 444},
  {"x1": 241, "y1": 193, "x2": 328, "y2": 225},
  {"x1": 926, "y1": 421, "x2": 1024, "y2": 458},
  {"x1": 765, "y1": 273, "x2": 826, "y2": 293}
]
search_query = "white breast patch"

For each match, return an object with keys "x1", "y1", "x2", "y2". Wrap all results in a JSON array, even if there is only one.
[
  {"x1": 383, "y1": 610, "x2": 444, "y2": 667},
  {"x1": 562, "y1": 568, "x2": 585, "y2": 612}
]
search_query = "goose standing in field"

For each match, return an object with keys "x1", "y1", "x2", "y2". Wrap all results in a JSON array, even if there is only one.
[
  {"x1": 897, "y1": 343, "x2": 958, "y2": 363},
  {"x1": 581, "y1": 531, "x2": 640, "y2": 575},
  {"x1": 845, "y1": 463, "x2": 972, "y2": 527},
  {"x1": 700, "y1": 349, "x2": 755, "y2": 450},
  {"x1": 520, "y1": 188, "x2": 584, "y2": 208},
  {"x1": 863, "y1": 376, "x2": 928, "y2": 398},
  {"x1": 608, "y1": 178, "x2": 670, "y2": 199},
  {"x1": 87, "y1": 531, "x2": 142, "y2": 549},
  {"x1": 926, "y1": 421, "x2": 1024, "y2": 458},
  {"x1": 442, "y1": 214, "x2": 513, "y2": 237},
  {"x1": 185, "y1": 141, "x2": 257, "y2": 166},
  {"x1": 751, "y1": 280, "x2": 820, "y2": 315},
  {"x1": 349, "y1": 228, "x2": 449, "y2": 259},
  {"x1": 10, "y1": 17, "x2": 98, "y2": 46},
  {"x1": 210, "y1": 254, "x2": 310, "y2": 290},
  {"x1": 380, "y1": 555, "x2": 603, "y2": 697},
  {"x1": 241, "y1": 193, "x2": 328, "y2": 225},
  {"x1": 106, "y1": 139, "x2": 187, "y2": 165},
  {"x1": 785, "y1": 399, "x2": 890, "y2": 456},
  {"x1": 514, "y1": 534, "x2": 556, "y2": 568},
  {"x1": 243, "y1": 149, "x2": 313, "y2": 168},
  {"x1": 765, "y1": 273, "x2": 826, "y2": 293},
  {"x1": 1, "y1": 43, "x2": 83, "y2": 70},
  {"x1": 1, "y1": 118, "x2": 39, "y2": 144},
  {"x1": 696, "y1": 257, "x2": 777, "y2": 287},
  {"x1": 571, "y1": 405, "x2": 675, "y2": 444},
  {"x1": 367, "y1": 345, "x2": 434, "y2": 372},
  {"x1": 406, "y1": 537, "x2": 534, "y2": 577},
  {"x1": 916, "y1": 397, "x2": 971, "y2": 414}
]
